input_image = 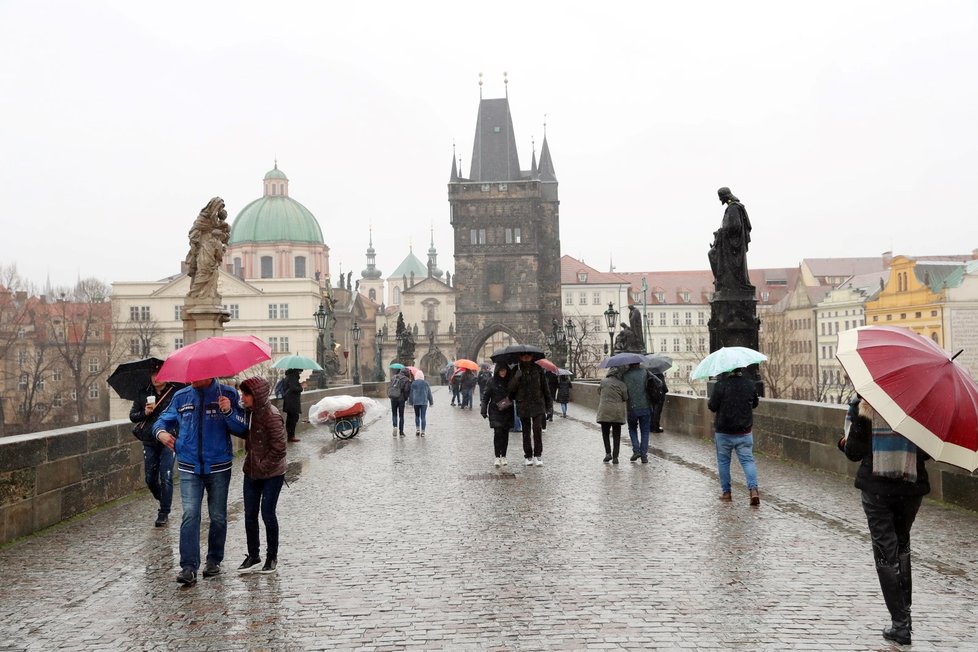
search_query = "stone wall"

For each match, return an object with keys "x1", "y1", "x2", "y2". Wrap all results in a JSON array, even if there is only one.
[
  {"x1": 571, "y1": 384, "x2": 978, "y2": 512},
  {"x1": 0, "y1": 385, "x2": 362, "y2": 546}
]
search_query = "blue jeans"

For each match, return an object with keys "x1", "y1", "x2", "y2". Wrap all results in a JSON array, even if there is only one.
[
  {"x1": 715, "y1": 432, "x2": 759, "y2": 493},
  {"x1": 243, "y1": 474, "x2": 285, "y2": 561},
  {"x1": 143, "y1": 442, "x2": 174, "y2": 515},
  {"x1": 413, "y1": 404, "x2": 428, "y2": 430},
  {"x1": 390, "y1": 399, "x2": 406, "y2": 431},
  {"x1": 511, "y1": 403, "x2": 523, "y2": 432},
  {"x1": 627, "y1": 407, "x2": 652, "y2": 456},
  {"x1": 461, "y1": 388, "x2": 473, "y2": 408},
  {"x1": 179, "y1": 470, "x2": 231, "y2": 571}
]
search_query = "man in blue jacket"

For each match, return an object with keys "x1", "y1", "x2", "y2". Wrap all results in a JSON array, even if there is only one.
[{"x1": 154, "y1": 377, "x2": 248, "y2": 586}]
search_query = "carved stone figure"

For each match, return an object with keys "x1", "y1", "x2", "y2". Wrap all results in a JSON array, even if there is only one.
[
  {"x1": 186, "y1": 197, "x2": 230, "y2": 300},
  {"x1": 346, "y1": 271, "x2": 353, "y2": 291},
  {"x1": 628, "y1": 305, "x2": 645, "y2": 351},
  {"x1": 614, "y1": 323, "x2": 639, "y2": 352},
  {"x1": 395, "y1": 313, "x2": 416, "y2": 361},
  {"x1": 708, "y1": 187, "x2": 754, "y2": 295}
]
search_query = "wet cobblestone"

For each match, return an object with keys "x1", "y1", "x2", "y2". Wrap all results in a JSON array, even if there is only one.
[{"x1": 2, "y1": 387, "x2": 977, "y2": 650}]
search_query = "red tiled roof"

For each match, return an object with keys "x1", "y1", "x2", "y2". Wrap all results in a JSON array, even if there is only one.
[
  {"x1": 560, "y1": 256, "x2": 631, "y2": 285},
  {"x1": 613, "y1": 267, "x2": 798, "y2": 306}
]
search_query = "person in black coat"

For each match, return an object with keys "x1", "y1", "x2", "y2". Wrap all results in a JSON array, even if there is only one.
[
  {"x1": 508, "y1": 354, "x2": 553, "y2": 466},
  {"x1": 649, "y1": 370, "x2": 668, "y2": 432},
  {"x1": 282, "y1": 369, "x2": 303, "y2": 443},
  {"x1": 129, "y1": 365, "x2": 181, "y2": 527},
  {"x1": 555, "y1": 375, "x2": 572, "y2": 418},
  {"x1": 480, "y1": 364, "x2": 515, "y2": 466},
  {"x1": 707, "y1": 368, "x2": 760, "y2": 505},
  {"x1": 838, "y1": 396, "x2": 929, "y2": 646}
]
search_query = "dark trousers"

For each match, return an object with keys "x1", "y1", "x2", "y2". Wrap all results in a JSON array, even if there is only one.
[
  {"x1": 390, "y1": 399, "x2": 406, "y2": 431},
  {"x1": 861, "y1": 491, "x2": 922, "y2": 565},
  {"x1": 142, "y1": 441, "x2": 174, "y2": 515},
  {"x1": 493, "y1": 427, "x2": 509, "y2": 457},
  {"x1": 521, "y1": 414, "x2": 544, "y2": 458},
  {"x1": 285, "y1": 410, "x2": 299, "y2": 439},
  {"x1": 600, "y1": 422, "x2": 622, "y2": 458},
  {"x1": 651, "y1": 397, "x2": 665, "y2": 431},
  {"x1": 243, "y1": 474, "x2": 285, "y2": 561}
]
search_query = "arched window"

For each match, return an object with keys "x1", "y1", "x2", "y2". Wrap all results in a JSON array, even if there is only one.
[
  {"x1": 294, "y1": 256, "x2": 306, "y2": 278},
  {"x1": 260, "y1": 256, "x2": 273, "y2": 278},
  {"x1": 368, "y1": 288, "x2": 376, "y2": 301},
  {"x1": 233, "y1": 257, "x2": 242, "y2": 277},
  {"x1": 393, "y1": 287, "x2": 401, "y2": 304},
  {"x1": 931, "y1": 332, "x2": 939, "y2": 344}
]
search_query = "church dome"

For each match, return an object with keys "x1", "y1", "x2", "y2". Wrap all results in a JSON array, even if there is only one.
[{"x1": 229, "y1": 164, "x2": 325, "y2": 245}]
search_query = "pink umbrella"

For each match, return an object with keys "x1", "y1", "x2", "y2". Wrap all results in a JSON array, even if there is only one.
[
  {"x1": 536, "y1": 358, "x2": 558, "y2": 374},
  {"x1": 157, "y1": 335, "x2": 272, "y2": 383},
  {"x1": 407, "y1": 366, "x2": 425, "y2": 380}
]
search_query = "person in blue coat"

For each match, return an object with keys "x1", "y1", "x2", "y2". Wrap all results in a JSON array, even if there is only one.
[
  {"x1": 409, "y1": 375, "x2": 434, "y2": 436},
  {"x1": 154, "y1": 377, "x2": 248, "y2": 587}
]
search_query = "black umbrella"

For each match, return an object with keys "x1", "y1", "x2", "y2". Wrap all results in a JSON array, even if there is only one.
[
  {"x1": 107, "y1": 357, "x2": 164, "y2": 401},
  {"x1": 490, "y1": 344, "x2": 546, "y2": 364}
]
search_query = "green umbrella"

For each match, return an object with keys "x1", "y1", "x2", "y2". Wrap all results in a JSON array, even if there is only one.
[
  {"x1": 389, "y1": 363, "x2": 405, "y2": 370},
  {"x1": 271, "y1": 354, "x2": 322, "y2": 371},
  {"x1": 690, "y1": 347, "x2": 767, "y2": 380}
]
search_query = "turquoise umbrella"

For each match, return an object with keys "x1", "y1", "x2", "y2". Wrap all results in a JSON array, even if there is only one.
[
  {"x1": 271, "y1": 354, "x2": 322, "y2": 371},
  {"x1": 389, "y1": 363, "x2": 405, "y2": 370},
  {"x1": 690, "y1": 347, "x2": 767, "y2": 380}
]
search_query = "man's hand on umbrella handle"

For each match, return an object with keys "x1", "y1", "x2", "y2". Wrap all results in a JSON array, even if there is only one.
[
  {"x1": 157, "y1": 431, "x2": 176, "y2": 451},
  {"x1": 218, "y1": 396, "x2": 232, "y2": 413}
]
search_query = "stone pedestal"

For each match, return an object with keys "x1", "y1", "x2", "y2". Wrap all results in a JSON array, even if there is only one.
[
  {"x1": 182, "y1": 299, "x2": 230, "y2": 345},
  {"x1": 708, "y1": 289, "x2": 764, "y2": 396}
]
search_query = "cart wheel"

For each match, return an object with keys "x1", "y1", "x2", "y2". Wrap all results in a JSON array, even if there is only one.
[{"x1": 335, "y1": 418, "x2": 357, "y2": 439}]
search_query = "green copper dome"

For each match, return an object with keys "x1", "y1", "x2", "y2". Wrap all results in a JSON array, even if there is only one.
[{"x1": 230, "y1": 165, "x2": 324, "y2": 245}]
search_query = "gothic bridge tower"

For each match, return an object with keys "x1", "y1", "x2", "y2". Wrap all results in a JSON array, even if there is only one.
[{"x1": 449, "y1": 85, "x2": 562, "y2": 360}]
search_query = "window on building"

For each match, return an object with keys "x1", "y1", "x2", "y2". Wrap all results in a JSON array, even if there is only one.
[
  {"x1": 268, "y1": 304, "x2": 289, "y2": 319},
  {"x1": 88, "y1": 385, "x2": 99, "y2": 399},
  {"x1": 17, "y1": 350, "x2": 26, "y2": 365},
  {"x1": 660, "y1": 338, "x2": 667, "y2": 352},
  {"x1": 174, "y1": 337, "x2": 184, "y2": 349},
  {"x1": 233, "y1": 257, "x2": 243, "y2": 277},
  {"x1": 369, "y1": 288, "x2": 377, "y2": 301},
  {"x1": 393, "y1": 287, "x2": 401, "y2": 304},
  {"x1": 513, "y1": 228, "x2": 521, "y2": 243},
  {"x1": 672, "y1": 312, "x2": 679, "y2": 326},
  {"x1": 672, "y1": 338, "x2": 680, "y2": 352},
  {"x1": 685, "y1": 312, "x2": 692, "y2": 325},
  {"x1": 16, "y1": 327, "x2": 25, "y2": 338},
  {"x1": 931, "y1": 310, "x2": 938, "y2": 317},
  {"x1": 505, "y1": 228, "x2": 513, "y2": 244},
  {"x1": 565, "y1": 293, "x2": 573, "y2": 306},
  {"x1": 698, "y1": 312, "x2": 705, "y2": 325},
  {"x1": 227, "y1": 304, "x2": 239, "y2": 319},
  {"x1": 681, "y1": 291, "x2": 690, "y2": 303},
  {"x1": 900, "y1": 313, "x2": 906, "y2": 320},
  {"x1": 915, "y1": 311, "x2": 922, "y2": 318},
  {"x1": 268, "y1": 337, "x2": 288, "y2": 353},
  {"x1": 260, "y1": 256, "x2": 273, "y2": 278},
  {"x1": 698, "y1": 337, "x2": 706, "y2": 352},
  {"x1": 295, "y1": 256, "x2": 306, "y2": 278},
  {"x1": 174, "y1": 305, "x2": 183, "y2": 321},
  {"x1": 129, "y1": 306, "x2": 151, "y2": 322},
  {"x1": 592, "y1": 292, "x2": 601, "y2": 305},
  {"x1": 659, "y1": 312, "x2": 666, "y2": 326},
  {"x1": 685, "y1": 338, "x2": 693, "y2": 352},
  {"x1": 88, "y1": 358, "x2": 100, "y2": 373},
  {"x1": 53, "y1": 395, "x2": 63, "y2": 408},
  {"x1": 52, "y1": 368, "x2": 62, "y2": 382},
  {"x1": 268, "y1": 304, "x2": 278, "y2": 319},
  {"x1": 130, "y1": 339, "x2": 141, "y2": 356},
  {"x1": 578, "y1": 293, "x2": 587, "y2": 305},
  {"x1": 872, "y1": 315, "x2": 879, "y2": 322},
  {"x1": 886, "y1": 314, "x2": 892, "y2": 321},
  {"x1": 18, "y1": 374, "x2": 27, "y2": 391}
]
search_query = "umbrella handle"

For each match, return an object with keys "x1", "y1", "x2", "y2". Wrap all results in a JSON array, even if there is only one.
[{"x1": 951, "y1": 349, "x2": 963, "y2": 361}]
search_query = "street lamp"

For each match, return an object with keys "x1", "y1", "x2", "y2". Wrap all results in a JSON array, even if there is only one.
[
  {"x1": 604, "y1": 302, "x2": 619, "y2": 357},
  {"x1": 375, "y1": 329, "x2": 386, "y2": 381},
  {"x1": 313, "y1": 302, "x2": 328, "y2": 388},
  {"x1": 565, "y1": 318, "x2": 576, "y2": 376},
  {"x1": 351, "y1": 321, "x2": 362, "y2": 385}
]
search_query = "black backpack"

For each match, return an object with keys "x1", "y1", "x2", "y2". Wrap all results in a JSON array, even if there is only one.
[
  {"x1": 645, "y1": 371, "x2": 666, "y2": 403},
  {"x1": 387, "y1": 376, "x2": 404, "y2": 399}
]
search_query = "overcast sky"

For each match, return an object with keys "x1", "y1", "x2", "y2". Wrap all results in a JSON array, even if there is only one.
[{"x1": 1, "y1": 1, "x2": 976, "y2": 290}]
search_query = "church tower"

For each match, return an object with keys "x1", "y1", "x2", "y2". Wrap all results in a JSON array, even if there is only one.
[
  {"x1": 448, "y1": 83, "x2": 562, "y2": 360},
  {"x1": 359, "y1": 227, "x2": 384, "y2": 305}
]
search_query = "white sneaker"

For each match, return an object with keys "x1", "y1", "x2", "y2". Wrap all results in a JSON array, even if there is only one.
[
  {"x1": 420, "y1": 431, "x2": 425, "y2": 437},
  {"x1": 524, "y1": 458, "x2": 534, "y2": 466},
  {"x1": 534, "y1": 457, "x2": 543, "y2": 466},
  {"x1": 501, "y1": 457, "x2": 509, "y2": 466},
  {"x1": 494, "y1": 457, "x2": 502, "y2": 467},
  {"x1": 392, "y1": 427, "x2": 398, "y2": 437}
]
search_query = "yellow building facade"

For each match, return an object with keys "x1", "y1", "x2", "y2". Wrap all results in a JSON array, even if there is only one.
[{"x1": 864, "y1": 256, "x2": 960, "y2": 346}]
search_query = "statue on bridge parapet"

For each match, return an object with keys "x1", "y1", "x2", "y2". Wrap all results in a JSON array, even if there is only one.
[
  {"x1": 185, "y1": 197, "x2": 230, "y2": 301},
  {"x1": 614, "y1": 322, "x2": 643, "y2": 353},
  {"x1": 708, "y1": 187, "x2": 754, "y2": 298}
]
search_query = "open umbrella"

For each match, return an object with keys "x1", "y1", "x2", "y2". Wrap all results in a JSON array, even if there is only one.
[
  {"x1": 837, "y1": 326, "x2": 978, "y2": 472},
  {"x1": 454, "y1": 359, "x2": 479, "y2": 371},
  {"x1": 490, "y1": 344, "x2": 546, "y2": 364},
  {"x1": 556, "y1": 368, "x2": 573, "y2": 376},
  {"x1": 536, "y1": 358, "x2": 559, "y2": 374},
  {"x1": 389, "y1": 363, "x2": 405, "y2": 370},
  {"x1": 407, "y1": 366, "x2": 425, "y2": 380},
  {"x1": 157, "y1": 335, "x2": 272, "y2": 383},
  {"x1": 598, "y1": 352, "x2": 646, "y2": 369},
  {"x1": 690, "y1": 347, "x2": 767, "y2": 380},
  {"x1": 271, "y1": 354, "x2": 322, "y2": 371},
  {"x1": 107, "y1": 357, "x2": 165, "y2": 401},
  {"x1": 641, "y1": 354, "x2": 673, "y2": 373}
]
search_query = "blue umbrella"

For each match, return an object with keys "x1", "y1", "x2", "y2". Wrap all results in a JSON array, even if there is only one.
[
  {"x1": 597, "y1": 352, "x2": 646, "y2": 369},
  {"x1": 389, "y1": 362, "x2": 405, "y2": 370},
  {"x1": 690, "y1": 346, "x2": 767, "y2": 380},
  {"x1": 271, "y1": 354, "x2": 322, "y2": 371}
]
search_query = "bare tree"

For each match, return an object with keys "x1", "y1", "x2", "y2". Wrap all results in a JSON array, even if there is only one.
[
  {"x1": 757, "y1": 309, "x2": 805, "y2": 399},
  {"x1": 0, "y1": 265, "x2": 37, "y2": 435},
  {"x1": 565, "y1": 314, "x2": 604, "y2": 379}
]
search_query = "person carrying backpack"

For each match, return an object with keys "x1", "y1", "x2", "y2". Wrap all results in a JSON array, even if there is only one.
[
  {"x1": 387, "y1": 368, "x2": 413, "y2": 436},
  {"x1": 647, "y1": 370, "x2": 668, "y2": 433}
]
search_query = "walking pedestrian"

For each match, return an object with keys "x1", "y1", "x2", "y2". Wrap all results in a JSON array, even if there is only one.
[
  {"x1": 649, "y1": 370, "x2": 667, "y2": 433},
  {"x1": 622, "y1": 363, "x2": 653, "y2": 463},
  {"x1": 546, "y1": 371, "x2": 559, "y2": 421},
  {"x1": 154, "y1": 378, "x2": 248, "y2": 586},
  {"x1": 477, "y1": 364, "x2": 492, "y2": 406},
  {"x1": 449, "y1": 368, "x2": 462, "y2": 406},
  {"x1": 838, "y1": 396, "x2": 929, "y2": 646},
  {"x1": 707, "y1": 368, "x2": 760, "y2": 504},
  {"x1": 508, "y1": 353, "x2": 552, "y2": 466},
  {"x1": 596, "y1": 368, "x2": 628, "y2": 464},
  {"x1": 481, "y1": 364, "x2": 515, "y2": 466},
  {"x1": 409, "y1": 373, "x2": 434, "y2": 436},
  {"x1": 460, "y1": 369, "x2": 478, "y2": 409},
  {"x1": 236, "y1": 377, "x2": 287, "y2": 575},
  {"x1": 387, "y1": 368, "x2": 412, "y2": 436},
  {"x1": 282, "y1": 368, "x2": 302, "y2": 443},
  {"x1": 128, "y1": 363, "x2": 180, "y2": 527},
  {"x1": 556, "y1": 374, "x2": 572, "y2": 418}
]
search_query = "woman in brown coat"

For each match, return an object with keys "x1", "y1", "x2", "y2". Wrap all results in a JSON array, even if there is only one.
[
  {"x1": 596, "y1": 368, "x2": 628, "y2": 464},
  {"x1": 237, "y1": 377, "x2": 287, "y2": 574}
]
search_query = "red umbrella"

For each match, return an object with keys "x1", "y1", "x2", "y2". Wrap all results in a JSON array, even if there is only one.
[
  {"x1": 453, "y1": 359, "x2": 479, "y2": 371},
  {"x1": 535, "y1": 358, "x2": 558, "y2": 374},
  {"x1": 157, "y1": 335, "x2": 272, "y2": 383},
  {"x1": 836, "y1": 326, "x2": 978, "y2": 471}
]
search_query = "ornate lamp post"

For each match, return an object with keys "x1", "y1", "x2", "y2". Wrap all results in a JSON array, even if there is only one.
[
  {"x1": 565, "y1": 318, "x2": 576, "y2": 376},
  {"x1": 375, "y1": 329, "x2": 386, "y2": 381},
  {"x1": 351, "y1": 321, "x2": 362, "y2": 385},
  {"x1": 313, "y1": 302, "x2": 328, "y2": 388},
  {"x1": 604, "y1": 302, "x2": 619, "y2": 357}
]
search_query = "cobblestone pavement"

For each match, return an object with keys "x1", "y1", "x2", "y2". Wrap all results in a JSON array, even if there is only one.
[{"x1": 3, "y1": 387, "x2": 978, "y2": 650}]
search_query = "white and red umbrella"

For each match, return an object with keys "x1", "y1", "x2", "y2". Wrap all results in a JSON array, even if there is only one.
[{"x1": 836, "y1": 326, "x2": 978, "y2": 471}]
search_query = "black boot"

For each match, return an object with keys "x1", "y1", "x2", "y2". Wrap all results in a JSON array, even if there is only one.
[
  {"x1": 876, "y1": 561, "x2": 911, "y2": 645},
  {"x1": 898, "y1": 551, "x2": 912, "y2": 631}
]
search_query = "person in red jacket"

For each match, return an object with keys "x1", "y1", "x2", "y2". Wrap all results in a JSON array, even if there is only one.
[{"x1": 236, "y1": 377, "x2": 288, "y2": 574}]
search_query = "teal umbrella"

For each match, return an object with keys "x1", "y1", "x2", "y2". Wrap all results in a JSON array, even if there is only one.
[
  {"x1": 271, "y1": 354, "x2": 322, "y2": 371},
  {"x1": 389, "y1": 363, "x2": 405, "y2": 370},
  {"x1": 690, "y1": 347, "x2": 767, "y2": 380}
]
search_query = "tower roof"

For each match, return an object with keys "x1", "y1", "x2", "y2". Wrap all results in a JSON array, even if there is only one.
[
  {"x1": 389, "y1": 250, "x2": 428, "y2": 280},
  {"x1": 230, "y1": 165, "x2": 324, "y2": 245},
  {"x1": 264, "y1": 163, "x2": 288, "y2": 180},
  {"x1": 538, "y1": 135, "x2": 556, "y2": 182},
  {"x1": 469, "y1": 97, "x2": 521, "y2": 182}
]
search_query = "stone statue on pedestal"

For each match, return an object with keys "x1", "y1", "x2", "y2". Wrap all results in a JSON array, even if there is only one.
[
  {"x1": 614, "y1": 323, "x2": 642, "y2": 353},
  {"x1": 627, "y1": 305, "x2": 645, "y2": 352},
  {"x1": 395, "y1": 313, "x2": 416, "y2": 363},
  {"x1": 708, "y1": 187, "x2": 754, "y2": 296},
  {"x1": 185, "y1": 197, "x2": 230, "y2": 300}
]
